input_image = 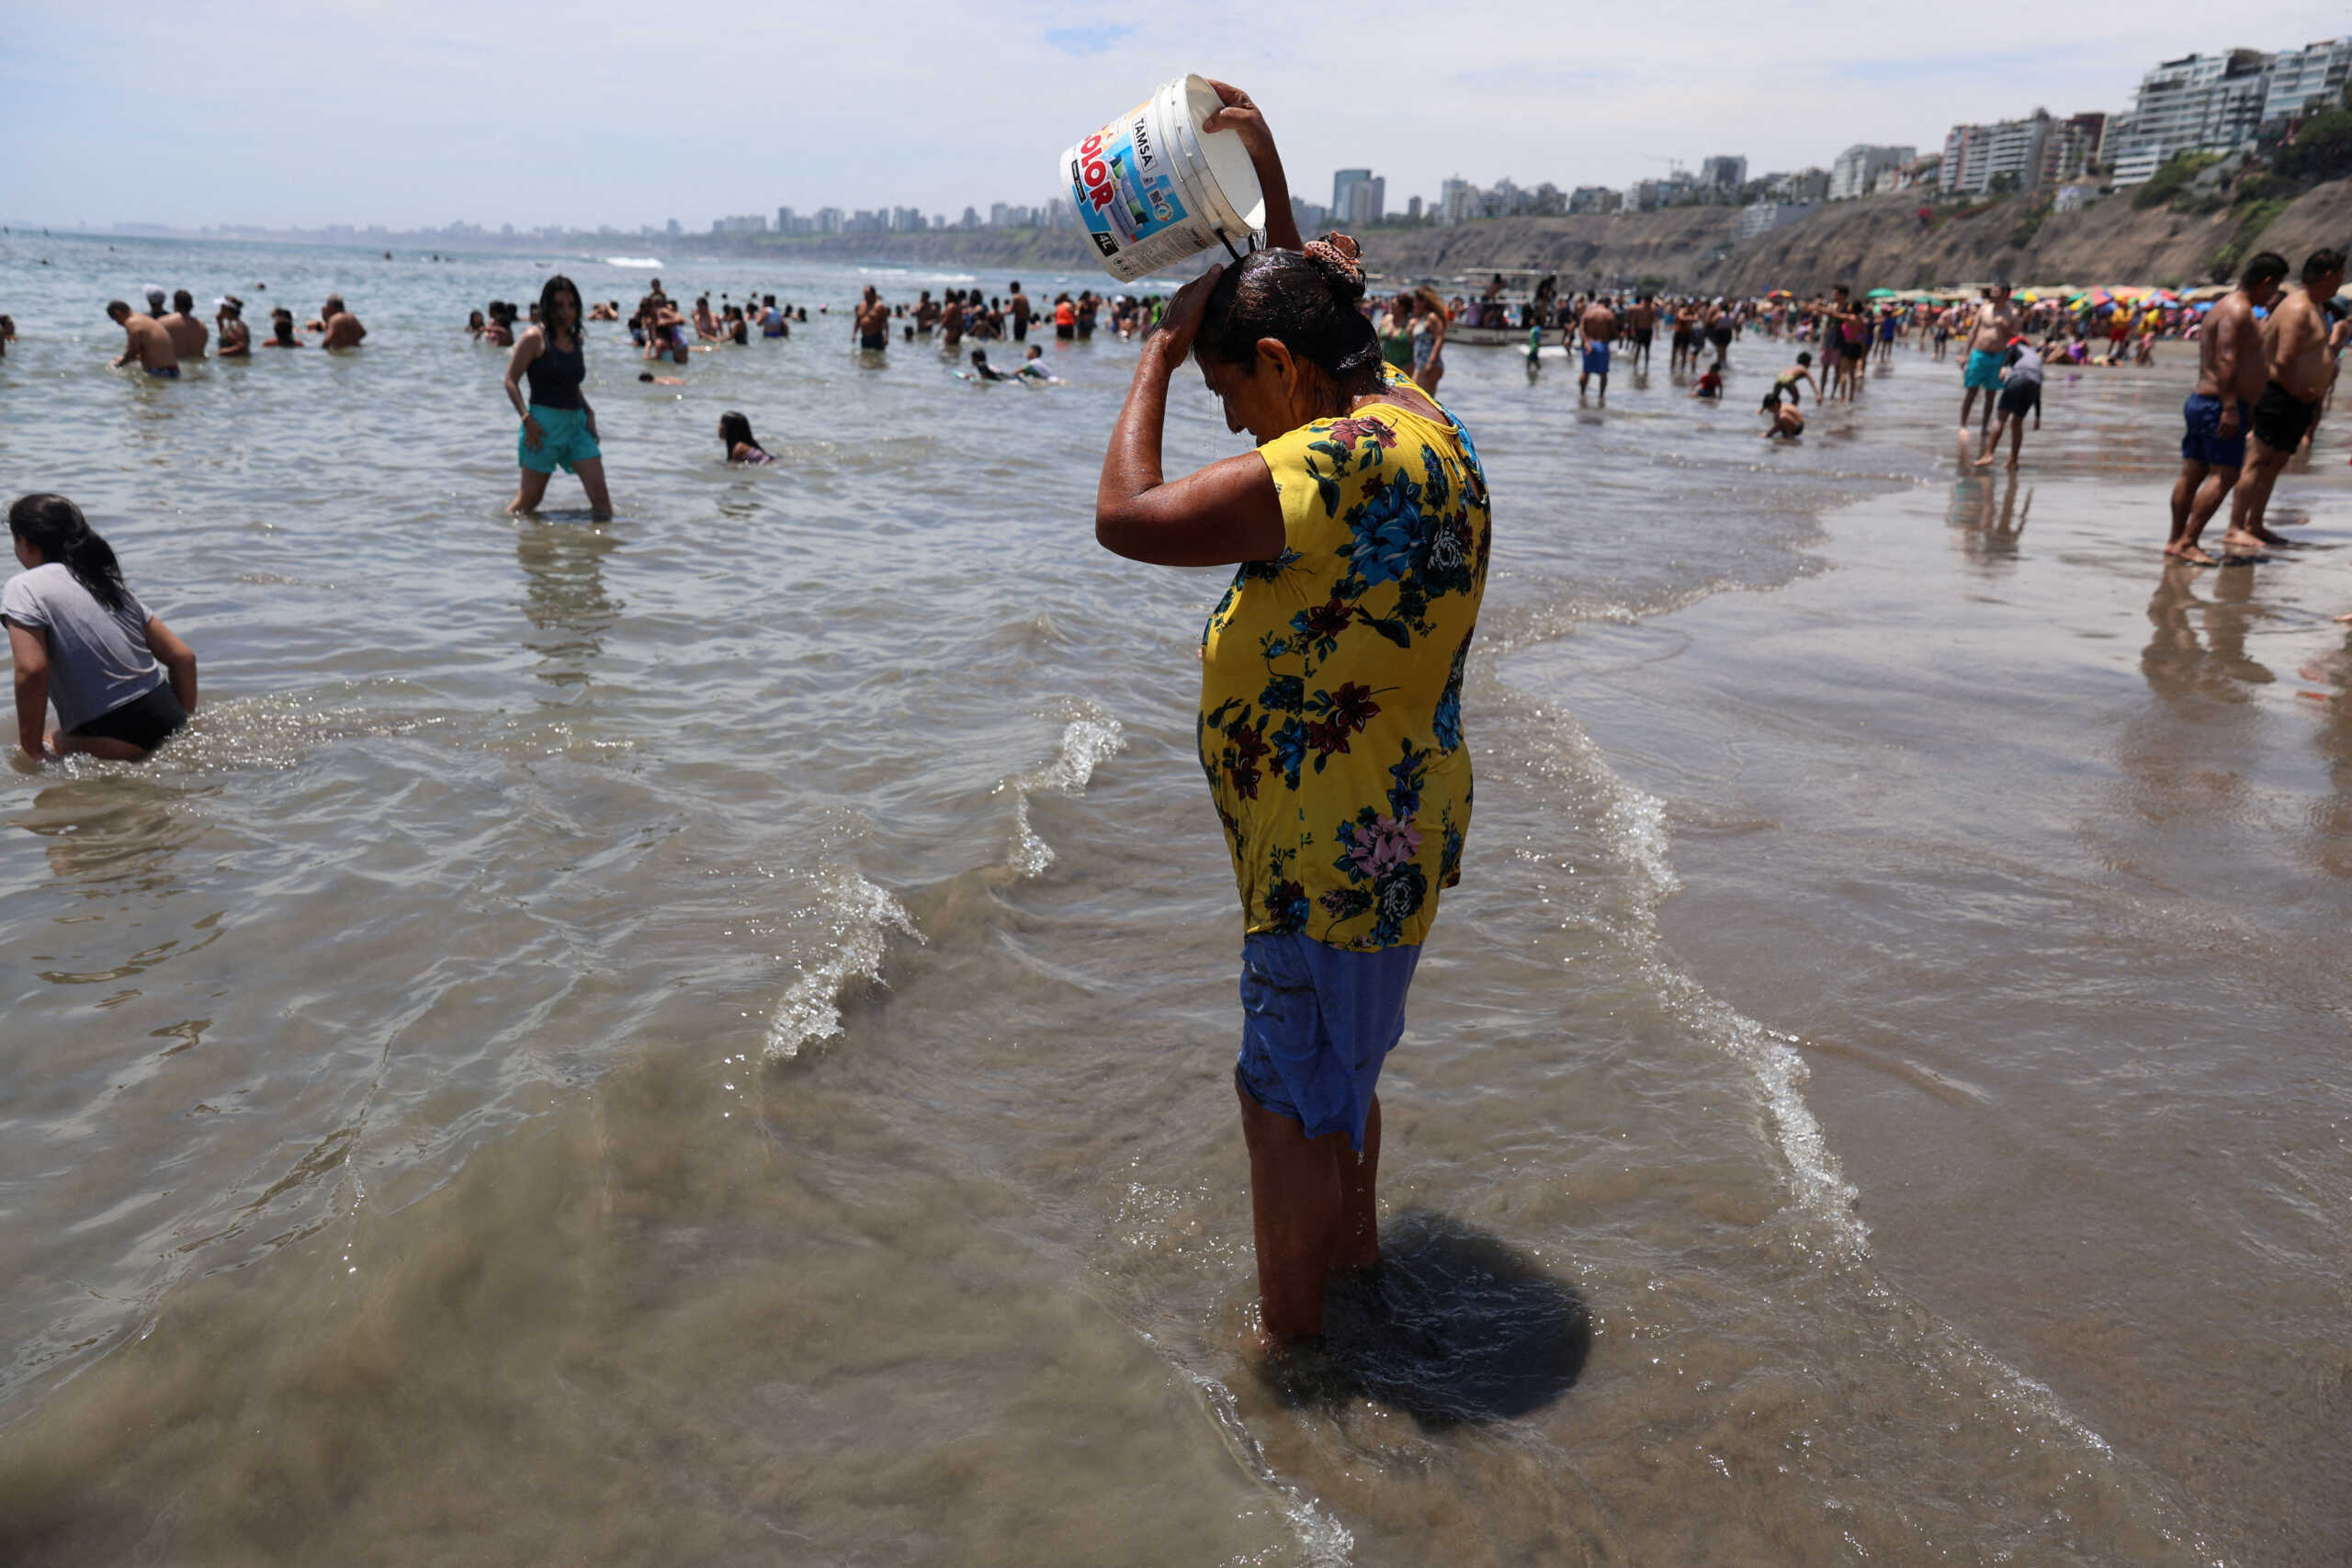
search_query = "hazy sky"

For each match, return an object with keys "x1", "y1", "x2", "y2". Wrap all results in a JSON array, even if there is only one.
[{"x1": 5, "y1": 0, "x2": 2347, "y2": 231}]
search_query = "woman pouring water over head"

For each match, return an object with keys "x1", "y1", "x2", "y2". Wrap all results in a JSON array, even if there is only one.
[{"x1": 1093, "y1": 81, "x2": 1492, "y2": 1353}]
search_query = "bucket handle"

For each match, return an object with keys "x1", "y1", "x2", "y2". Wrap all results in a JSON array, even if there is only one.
[{"x1": 1216, "y1": 227, "x2": 1259, "y2": 264}]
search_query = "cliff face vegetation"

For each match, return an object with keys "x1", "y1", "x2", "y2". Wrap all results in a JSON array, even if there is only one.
[{"x1": 1351, "y1": 180, "x2": 2352, "y2": 294}]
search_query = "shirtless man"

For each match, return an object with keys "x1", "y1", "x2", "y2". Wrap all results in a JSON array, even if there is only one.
[
  {"x1": 214, "y1": 296, "x2": 250, "y2": 356},
  {"x1": 853, "y1": 286, "x2": 889, "y2": 354},
  {"x1": 106, "y1": 300, "x2": 180, "y2": 377},
  {"x1": 2165, "y1": 251, "x2": 2285, "y2": 564},
  {"x1": 319, "y1": 296, "x2": 367, "y2": 350},
  {"x1": 1959, "y1": 285, "x2": 2020, "y2": 446},
  {"x1": 263, "y1": 307, "x2": 305, "y2": 347},
  {"x1": 940, "y1": 291, "x2": 965, "y2": 349},
  {"x1": 1578, "y1": 294, "x2": 1619, "y2": 398},
  {"x1": 1671, "y1": 298, "x2": 1702, "y2": 374},
  {"x1": 1815, "y1": 292, "x2": 1846, "y2": 395},
  {"x1": 1704, "y1": 298, "x2": 1735, "y2": 369},
  {"x1": 162, "y1": 289, "x2": 208, "y2": 359},
  {"x1": 1626, "y1": 294, "x2": 1656, "y2": 371},
  {"x1": 1009, "y1": 281, "x2": 1033, "y2": 344},
  {"x1": 2224, "y1": 248, "x2": 2346, "y2": 553}
]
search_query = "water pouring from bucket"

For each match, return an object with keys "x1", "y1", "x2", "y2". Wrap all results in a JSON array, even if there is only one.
[{"x1": 1061, "y1": 75, "x2": 1282, "y2": 282}]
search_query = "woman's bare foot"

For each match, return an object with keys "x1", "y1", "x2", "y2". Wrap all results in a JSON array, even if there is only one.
[{"x1": 2163, "y1": 543, "x2": 2218, "y2": 566}]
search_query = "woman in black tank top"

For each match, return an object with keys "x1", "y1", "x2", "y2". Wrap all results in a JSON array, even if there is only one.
[{"x1": 503, "y1": 274, "x2": 614, "y2": 521}]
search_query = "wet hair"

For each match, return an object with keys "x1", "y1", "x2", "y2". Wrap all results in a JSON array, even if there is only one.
[
  {"x1": 8, "y1": 493, "x2": 131, "y2": 615},
  {"x1": 323, "y1": 295, "x2": 345, "y2": 313},
  {"x1": 2302, "y1": 248, "x2": 2346, "y2": 284},
  {"x1": 1796, "y1": 352, "x2": 1812, "y2": 366},
  {"x1": 172, "y1": 289, "x2": 194, "y2": 312},
  {"x1": 538, "y1": 274, "x2": 583, "y2": 339},
  {"x1": 2241, "y1": 252, "x2": 2290, "y2": 288},
  {"x1": 718, "y1": 411, "x2": 761, "y2": 452},
  {"x1": 1195, "y1": 237, "x2": 1383, "y2": 396},
  {"x1": 106, "y1": 299, "x2": 130, "y2": 319}
]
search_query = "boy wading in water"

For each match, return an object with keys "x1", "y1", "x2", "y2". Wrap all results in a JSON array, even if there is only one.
[{"x1": 1092, "y1": 84, "x2": 1490, "y2": 1355}]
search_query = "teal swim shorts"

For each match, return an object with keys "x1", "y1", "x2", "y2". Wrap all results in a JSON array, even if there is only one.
[
  {"x1": 1963, "y1": 349, "x2": 2005, "y2": 391},
  {"x1": 519, "y1": 403, "x2": 600, "y2": 474}
]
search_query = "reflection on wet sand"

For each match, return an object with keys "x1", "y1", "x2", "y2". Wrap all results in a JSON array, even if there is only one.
[
  {"x1": 1945, "y1": 470, "x2": 2030, "y2": 566},
  {"x1": 2293, "y1": 628, "x2": 2352, "y2": 874},
  {"x1": 15, "y1": 777, "x2": 193, "y2": 897},
  {"x1": 2142, "y1": 559, "x2": 2273, "y2": 705},
  {"x1": 514, "y1": 523, "x2": 622, "y2": 692}
]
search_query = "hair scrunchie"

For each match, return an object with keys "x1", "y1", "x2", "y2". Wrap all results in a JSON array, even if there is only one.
[{"x1": 1305, "y1": 232, "x2": 1364, "y2": 288}]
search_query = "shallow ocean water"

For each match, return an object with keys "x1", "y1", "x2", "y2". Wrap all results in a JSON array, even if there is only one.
[{"x1": 0, "y1": 233, "x2": 2345, "y2": 1563}]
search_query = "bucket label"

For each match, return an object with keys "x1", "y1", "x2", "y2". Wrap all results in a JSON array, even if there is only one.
[{"x1": 1069, "y1": 102, "x2": 1191, "y2": 266}]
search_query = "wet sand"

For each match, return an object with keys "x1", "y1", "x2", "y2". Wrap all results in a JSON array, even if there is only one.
[{"x1": 1530, "y1": 460, "x2": 2352, "y2": 1564}]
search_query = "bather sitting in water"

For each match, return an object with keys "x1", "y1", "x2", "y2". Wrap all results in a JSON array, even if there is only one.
[
  {"x1": 719, "y1": 411, "x2": 774, "y2": 463},
  {"x1": 6, "y1": 492, "x2": 198, "y2": 761}
]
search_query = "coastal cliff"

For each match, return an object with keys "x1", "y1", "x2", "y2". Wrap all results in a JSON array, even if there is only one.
[
  {"x1": 694, "y1": 180, "x2": 2350, "y2": 294},
  {"x1": 1351, "y1": 181, "x2": 2352, "y2": 294}
]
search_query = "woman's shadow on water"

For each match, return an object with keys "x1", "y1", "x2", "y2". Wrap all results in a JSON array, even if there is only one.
[{"x1": 1271, "y1": 1209, "x2": 1590, "y2": 1430}]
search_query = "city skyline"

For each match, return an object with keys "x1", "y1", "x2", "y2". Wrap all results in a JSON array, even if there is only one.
[{"x1": 8, "y1": 0, "x2": 2351, "y2": 233}]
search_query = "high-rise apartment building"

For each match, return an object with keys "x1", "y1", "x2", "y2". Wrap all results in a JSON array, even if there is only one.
[
  {"x1": 1939, "y1": 109, "x2": 2106, "y2": 195},
  {"x1": 2107, "y1": 50, "x2": 2274, "y2": 183},
  {"x1": 2264, "y1": 37, "x2": 2352, "y2": 122},
  {"x1": 1828, "y1": 144, "x2": 1916, "y2": 200},
  {"x1": 1331, "y1": 169, "x2": 1385, "y2": 226}
]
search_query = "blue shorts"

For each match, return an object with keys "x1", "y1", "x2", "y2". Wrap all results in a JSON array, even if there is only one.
[
  {"x1": 144, "y1": 365, "x2": 179, "y2": 378},
  {"x1": 2181, "y1": 393, "x2": 2249, "y2": 470},
  {"x1": 1582, "y1": 344, "x2": 1611, "y2": 377},
  {"x1": 1964, "y1": 349, "x2": 2005, "y2": 390},
  {"x1": 519, "y1": 403, "x2": 601, "y2": 475},
  {"x1": 1235, "y1": 932, "x2": 1420, "y2": 1150}
]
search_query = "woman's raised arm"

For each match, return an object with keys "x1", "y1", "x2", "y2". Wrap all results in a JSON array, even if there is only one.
[
  {"x1": 1201, "y1": 81, "x2": 1302, "y2": 253},
  {"x1": 1095, "y1": 266, "x2": 1283, "y2": 567}
]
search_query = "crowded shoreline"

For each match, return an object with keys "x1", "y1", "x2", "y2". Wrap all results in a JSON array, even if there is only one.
[{"x1": 4, "y1": 63, "x2": 2352, "y2": 1558}]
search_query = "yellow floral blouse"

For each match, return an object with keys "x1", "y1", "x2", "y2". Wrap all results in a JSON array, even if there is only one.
[{"x1": 1197, "y1": 373, "x2": 1491, "y2": 951}]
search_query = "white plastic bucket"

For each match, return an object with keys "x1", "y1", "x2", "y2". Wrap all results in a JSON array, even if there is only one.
[{"x1": 1058, "y1": 75, "x2": 1266, "y2": 283}]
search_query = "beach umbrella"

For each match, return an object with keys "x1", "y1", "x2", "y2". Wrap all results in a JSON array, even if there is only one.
[{"x1": 1864, "y1": 287, "x2": 1896, "y2": 299}]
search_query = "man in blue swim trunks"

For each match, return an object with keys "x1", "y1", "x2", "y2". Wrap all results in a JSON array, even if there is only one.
[
  {"x1": 2165, "y1": 252, "x2": 2286, "y2": 564},
  {"x1": 107, "y1": 300, "x2": 179, "y2": 378},
  {"x1": 1958, "y1": 284, "x2": 2018, "y2": 448},
  {"x1": 1578, "y1": 294, "x2": 1618, "y2": 399}
]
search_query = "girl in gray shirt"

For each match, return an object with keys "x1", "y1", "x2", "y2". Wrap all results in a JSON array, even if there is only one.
[{"x1": 5, "y1": 493, "x2": 198, "y2": 761}]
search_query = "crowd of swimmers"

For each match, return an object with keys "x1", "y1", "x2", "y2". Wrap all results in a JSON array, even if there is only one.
[
  {"x1": 96, "y1": 282, "x2": 364, "y2": 375},
  {"x1": 11, "y1": 243, "x2": 2352, "y2": 765}
]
